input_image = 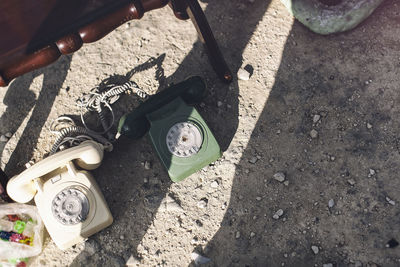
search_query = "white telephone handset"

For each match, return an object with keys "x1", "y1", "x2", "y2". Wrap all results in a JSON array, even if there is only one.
[{"x1": 7, "y1": 140, "x2": 113, "y2": 250}]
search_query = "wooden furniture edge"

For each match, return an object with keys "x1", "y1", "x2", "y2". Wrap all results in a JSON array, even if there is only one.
[{"x1": 0, "y1": 0, "x2": 168, "y2": 87}]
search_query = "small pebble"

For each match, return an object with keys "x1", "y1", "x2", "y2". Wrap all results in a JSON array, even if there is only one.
[
  {"x1": 256, "y1": 196, "x2": 262, "y2": 201},
  {"x1": 210, "y1": 181, "x2": 219, "y2": 188},
  {"x1": 368, "y1": 168, "x2": 376, "y2": 177},
  {"x1": 197, "y1": 199, "x2": 208, "y2": 209},
  {"x1": 120, "y1": 235, "x2": 125, "y2": 240},
  {"x1": 249, "y1": 157, "x2": 258, "y2": 164},
  {"x1": 144, "y1": 161, "x2": 151, "y2": 170},
  {"x1": 283, "y1": 180, "x2": 289, "y2": 186},
  {"x1": 126, "y1": 255, "x2": 141, "y2": 266},
  {"x1": 310, "y1": 129, "x2": 318, "y2": 139},
  {"x1": 313, "y1": 114, "x2": 321, "y2": 123},
  {"x1": 4, "y1": 132, "x2": 12, "y2": 138},
  {"x1": 0, "y1": 135, "x2": 8, "y2": 142},
  {"x1": 386, "y1": 196, "x2": 396, "y2": 206},
  {"x1": 328, "y1": 199, "x2": 335, "y2": 208},
  {"x1": 311, "y1": 245, "x2": 319, "y2": 254},
  {"x1": 273, "y1": 209, "x2": 284, "y2": 220},
  {"x1": 273, "y1": 172, "x2": 286, "y2": 182},
  {"x1": 237, "y1": 68, "x2": 251, "y2": 80},
  {"x1": 235, "y1": 231, "x2": 241, "y2": 239},
  {"x1": 250, "y1": 232, "x2": 256, "y2": 238},
  {"x1": 217, "y1": 101, "x2": 223, "y2": 107},
  {"x1": 347, "y1": 179, "x2": 356, "y2": 186},
  {"x1": 191, "y1": 252, "x2": 211, "y2": 265},
  {"x1": 159, "y1": 196, "x2": 184, "y2": 212},
  {"x1": 366, "y1": 122, "x2": 372, "y2": 129}
]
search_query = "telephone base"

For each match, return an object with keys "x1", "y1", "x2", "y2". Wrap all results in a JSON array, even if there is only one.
[
  {"x1": 147, "y1": 97, "x2": 221, "y2": 182},
  {"x1": 34, "y1": 168, "x2": 113, "y2": 250}
]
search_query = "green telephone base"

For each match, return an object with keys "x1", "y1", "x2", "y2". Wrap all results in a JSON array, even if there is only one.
[{"x1": 118, "y1": 76, "x2": 221, "y2": 182}]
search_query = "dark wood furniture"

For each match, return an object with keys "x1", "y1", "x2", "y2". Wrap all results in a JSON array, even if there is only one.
[{"x1": 0, "y1": 0, "x2": 232, "y2": 87}]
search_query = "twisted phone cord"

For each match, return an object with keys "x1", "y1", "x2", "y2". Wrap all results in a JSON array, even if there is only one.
[
  {"x1": 50, "y1": 80, "x2": 149, "y2": 154},
  {"x1": 78, "y1": 80, "x2": 148, "y2": 135},
  {"x1": 50, "y1": 126, "x2": 112, "y2": 155}
]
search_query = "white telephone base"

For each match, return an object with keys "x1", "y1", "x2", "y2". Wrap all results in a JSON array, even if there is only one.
[{"x1": 7, "y1": 141, "x2": 113, "y2": 250}]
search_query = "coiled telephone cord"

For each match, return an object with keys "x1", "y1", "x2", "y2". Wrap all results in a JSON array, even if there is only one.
[
  {"x1": 77, "y1": 81, "x2": 149, "y2": 135},
  {"x1": 50, "y1": 81, "x2": 149, "y2": 154}
]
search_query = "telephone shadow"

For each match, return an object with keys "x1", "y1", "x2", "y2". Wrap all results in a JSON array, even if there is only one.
[
  {"x1": 0, "y1": 55, "x2": 72, "y2": 176},
  {"x1": 70, "y1": 0, "x2": 272, "y2": 265}
]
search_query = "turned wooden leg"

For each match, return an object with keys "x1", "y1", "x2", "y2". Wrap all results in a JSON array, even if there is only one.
[
  {"x1": 170, "y1": 0, "x2": 232, "y2": 83},
  {"x1": 169, "y1": 0, "x2": 189, "y2": 20},
  {"x1": 0, "y1": 0, "x2": 169, "y2": 87}
]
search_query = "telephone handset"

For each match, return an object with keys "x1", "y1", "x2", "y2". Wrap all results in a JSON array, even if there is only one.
[
  {"x1": 118, "y1": 76, "x2": 221, "y2": 182},
  {"x1": 6, "y1": 140, "x2": 113, "y2": 250}
]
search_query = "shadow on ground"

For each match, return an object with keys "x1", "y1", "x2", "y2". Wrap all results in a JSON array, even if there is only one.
[
  {"x1": 0, "y1": 55, "x2": 72, "y2": 175},
  {"x1": 198, "y1": 1, "x2": 400, "y2": 266},
  {"x1": 74, "y1": 0, "x2": 400, "y2": 266},
  {"x1": 70, "y1": 0, "x2": 271, "y2": 265}
]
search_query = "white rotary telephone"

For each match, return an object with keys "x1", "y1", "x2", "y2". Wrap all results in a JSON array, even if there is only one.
[{"x1": 6, "y1": 140, "x2": 113, "y2": 250}]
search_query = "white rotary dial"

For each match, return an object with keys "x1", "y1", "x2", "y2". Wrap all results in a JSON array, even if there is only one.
[{"x1": 166, "y1": 122, "x2": 203, "y2": 158}]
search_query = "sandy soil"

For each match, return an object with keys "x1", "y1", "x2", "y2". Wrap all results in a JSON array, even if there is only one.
[{"x1": 1, "y1": 0, "x2": 400, "y2": 266}]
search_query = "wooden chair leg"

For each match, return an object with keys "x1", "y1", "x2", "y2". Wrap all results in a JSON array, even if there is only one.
[
  {"x1": 169, "y1": 0, "x2": 189, "y2": 20},
  {"x1": 170, "y1": 0, "x2": 232, "y2": 83}
]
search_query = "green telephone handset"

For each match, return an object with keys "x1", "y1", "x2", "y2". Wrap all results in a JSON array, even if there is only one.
[
  {"x1": 118, "y1": 76, "x2": 221, "y2": 182},
  {"x1": 6, "y1": 141, "x2": 113, "y2": 250}
]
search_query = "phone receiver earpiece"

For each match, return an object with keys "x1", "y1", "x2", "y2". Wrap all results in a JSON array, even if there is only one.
[{"x1": 74, "y1": 141, "x2": 104, "y2": 170}]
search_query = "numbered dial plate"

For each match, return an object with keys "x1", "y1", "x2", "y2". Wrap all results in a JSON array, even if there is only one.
[
  {"x1": 51, "y1": 187, "x2": 90, "y2": 225},
  {"x1": 166, "y1": 122, "x2": 203, "y2": 158}
]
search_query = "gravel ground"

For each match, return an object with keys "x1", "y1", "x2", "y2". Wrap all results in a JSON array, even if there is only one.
[{"x1": 1, "y1": 0, "x2": 400, "y2": 266}]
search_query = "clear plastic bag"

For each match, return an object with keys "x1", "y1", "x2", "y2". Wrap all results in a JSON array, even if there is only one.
[{"x1": 0, "y1": 203, "x2": 44, "y2": 261}]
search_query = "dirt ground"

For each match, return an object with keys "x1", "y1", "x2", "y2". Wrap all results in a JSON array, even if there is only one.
[{"x1": 1, "y1": 0, "x2": 400, "y2": 266}]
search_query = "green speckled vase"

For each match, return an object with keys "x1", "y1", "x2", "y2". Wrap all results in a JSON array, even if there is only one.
[{"x1": 280, "y1": 0, "x2": 385, "y2": 35}]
